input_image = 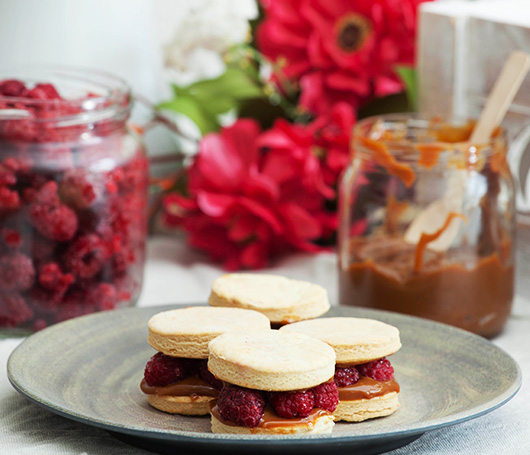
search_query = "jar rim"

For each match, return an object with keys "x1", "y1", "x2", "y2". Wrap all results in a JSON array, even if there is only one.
[
  {"x1": 353, "y1": 113, "x2": 506, "y2": 151},
  {"x1": 0, "y1": 65, "x2": 132, "y2": 127}
]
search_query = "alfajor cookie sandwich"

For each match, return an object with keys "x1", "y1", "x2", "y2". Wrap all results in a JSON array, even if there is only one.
[
  {"x1": 280, "y1": 317, "x2": 401, "y2": 422},
  {"x1": 140, "y1": 306, "x2": 270, "y2": 416},
  {"x1": 208, "y1": 330, "x2": 338, "y2": 435},
  {"x1": 208, "y1": 273, "x2": 330, "y2": 325}
]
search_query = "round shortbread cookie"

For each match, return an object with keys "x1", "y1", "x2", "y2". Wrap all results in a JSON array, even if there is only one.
[
  {"x1": 208, "y1": 273, "x2": 330, "y2": 323},
  {"x1": 280, "y1": 317, "x2": 401, "y2": 364},
  {"x1": 210, "y1": 411, "x2": 335, "y2": 435},
  {"x1": 332, "y1": 392, "x2": 399, "y2": 422},
  {"x1": 208, "y1": 330, "x2": 336, "y2": 391},
  {"x1": 147, "y1": 394, "x2": 212, "y2": 416},
  {"x1": 148, "y1": 306, "x2": 270, "y2": 358}
]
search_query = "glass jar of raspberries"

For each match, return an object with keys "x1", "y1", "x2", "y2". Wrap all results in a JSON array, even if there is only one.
[{"x1": 0, "y1": 67, "x2": 148, "y2": 334}]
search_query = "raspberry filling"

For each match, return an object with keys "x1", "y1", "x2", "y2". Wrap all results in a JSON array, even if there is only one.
[
  {"x1": 0, "y1": 78, "x2": 147, "y2": 331},
  {"x1": 334, "y1": 357, "x2": 395, "y2": 385},
  {"x1": 333, "y1": 357, "x2": 399, "y2": 400},
  {"x1": 142, "y1": 352, "x2": 223, "y2": 393},
  {"x1": 214, "y1": 380, "x2": 339, "y2": 427}
]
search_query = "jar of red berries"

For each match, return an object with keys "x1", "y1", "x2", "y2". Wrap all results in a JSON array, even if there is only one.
[{"x1": 0, "y1": 67, "x2": 148, "y2": 334}]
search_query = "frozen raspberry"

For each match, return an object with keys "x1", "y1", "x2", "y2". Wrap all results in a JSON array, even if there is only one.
[
  {"x1": 31, "y1": 235, "x2": 55, "y2": 262},
  {"x1": 38, "y1": 262, "x2": 74, "y2": 294},
  {"x1": 29, "y1": 182, "x2": 78, "y2": 241},
  {"x1": 30, "y1": 203, "x2": 78, "y2": 241},
  {"x1": 0, "y1": 252, "x2": 35, "y2": 291},
  {"x1": 63, "y1": 234, "x2": 109, "y2": 279},
  {"x1": 54, "y1": 300, "x2": 95, "y2": 323},
  {"x1": 0, "y1": 168, "x2": 16, "y2": 186},
  {"x1": 334, "y1": 366, "x2": 360, "y2": 387},
  {"x1": 89, "y1": 283, "x2": 118, "y2": 310},
  {"x1": 217, "y1": 384, "x2": 266, "y2": 427},
  {"x1": 59, "y1": 171, "x2": 98, "y2": 208},
  {"x1": 0, "y1": 186, "x2": 20, "y2": 210},
  {"x1": 29, "y1": 287, "x2": 65, "y2": 312},
  {"x1": 0, "y1": 292, "x2": 32, "y2": 327},
  {"x1": 25, "y1": 83, "x2": 61, "y2": 100},
  {"x1": 143, "y1": 352, "x2": 194, "y2": 387},
  {"x1": 357, "y1": 358, "x2": 394, "y2": 381},
  {"x1": 0, "y1": 79, "x2": 26, "y2": 97},
  {"x1": 269, "y1": 390, "x2": 315, "y2": 418},
  {"x1": 1, "y1": 228, "x2": 22, "y2": 249},
  {"x1": 198, "y1": 360, "x2": 223, "y2": 390},
  {"x1": 312, "y1": 381, "x2": 339, "y2": 412}
]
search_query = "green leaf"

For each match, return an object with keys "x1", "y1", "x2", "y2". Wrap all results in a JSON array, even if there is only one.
[
  {"x1": 396, "y1": 66, "x2": 418, "y2": 112},
  {"x1": 161, "y1": 60, "x2": 267, "y2": 135},
  {"x1": 158, "y1": 96, "x2": 219, "y2": 134}
]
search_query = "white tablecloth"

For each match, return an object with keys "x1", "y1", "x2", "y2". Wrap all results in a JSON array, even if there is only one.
[{"x1": 1, "y1": 235, "x2": 529, "y2": 454}]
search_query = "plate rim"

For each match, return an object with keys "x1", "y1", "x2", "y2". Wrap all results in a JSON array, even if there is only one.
[{"x1": 7, "y1": 304, "x2": 522, "y2": 447}]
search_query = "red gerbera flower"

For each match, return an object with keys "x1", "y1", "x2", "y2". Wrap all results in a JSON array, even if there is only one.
[
  {"x1": 163, "y1": 119, "x2": 335, "y2": 270},
  {"x1": 257, "y1": 0, "x2": 432, "y2": 114}
]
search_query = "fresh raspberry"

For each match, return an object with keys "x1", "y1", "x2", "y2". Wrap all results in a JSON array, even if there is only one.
[
  {"x1": 312, "y1": 381, "x2": 339, "y2": 412},
  {"x1": 198, "y1": 360, "x2": 223, "y2": 390},
  {"x1": 63, "y1": 234, "x2": 109, "y2": 279},
  {"x1": 269, "y1": 390, "x2": 315, "y2": 418},
  {"x1": 216, "y1": 384, "x2": 266, "y2": 427},
  {"x1": 37, "y1": 262, "x2": 74, "y2": 294},
  {"x1": 0, "y1": 252, "x2": 35, "y2": 291},
  {"x1": 143, "y1": 352, "x2": 194, "y2": 387},
  {"x1": 0, "y1": 79, "x2": 26, "y2": 97},
  {"x1": 0, "y1": 292, "x2": 32, "y2": 327},
  {"x1": 334, "y1": 366, "x2": 360, "y2": 387},
  {"x1": 357, "y1": 358, "x2": 394, "y2": 381}
]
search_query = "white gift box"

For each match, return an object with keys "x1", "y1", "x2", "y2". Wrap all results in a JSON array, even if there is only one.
[{"x1": 418, "y1": 1, "x2": 530, "y2": 214}]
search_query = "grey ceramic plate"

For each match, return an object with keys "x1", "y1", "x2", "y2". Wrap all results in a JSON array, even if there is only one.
[{"x1": 8, "y1": 305, "x2": 521, "y2": 455}]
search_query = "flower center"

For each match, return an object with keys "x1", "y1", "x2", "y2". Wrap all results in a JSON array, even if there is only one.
[{"x1": 335, "y1": 14, "x2": 372, "y2": 53}]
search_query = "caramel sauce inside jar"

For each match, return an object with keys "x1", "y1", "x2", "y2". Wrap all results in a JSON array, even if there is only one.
[
  {"x1": 140, "y1": 375, "x2": 219, "y2": 399},
  {"x1": 339, "y1": 238, "x2": 514, "y2": 337},
  {"x1": 337, "y1": 377, "x2": 400, "y2": 401},
  {"x1": 210, "y1": 402, "x2": 330, "y2": 432}
]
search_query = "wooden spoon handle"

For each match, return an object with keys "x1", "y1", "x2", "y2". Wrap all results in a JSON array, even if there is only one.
[{"x1": 470, "y1": 50, "x2": 530, "y2": 144}]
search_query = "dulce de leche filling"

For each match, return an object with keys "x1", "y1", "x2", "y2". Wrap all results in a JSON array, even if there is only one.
[
  {"x1": 140, "y1": 376, "x2": 219, "y2": 400},
  {"x1": 337, "y1": 376, "x2": 399, "y2": 401}
]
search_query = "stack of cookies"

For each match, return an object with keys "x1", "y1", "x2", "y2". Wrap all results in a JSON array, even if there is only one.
[{"x1": 140, "y1": 273, "x2": 401, "y2": 434}]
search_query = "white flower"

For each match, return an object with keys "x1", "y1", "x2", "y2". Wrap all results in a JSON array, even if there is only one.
[{"x1": 164, "y1": 0, "x2": 258, "y2": 86}]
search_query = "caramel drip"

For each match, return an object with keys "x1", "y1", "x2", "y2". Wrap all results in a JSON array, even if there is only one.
[
  {"x1": 210, "y1": 403, "x2": 330, "y2": 432},
  {"x1": 414, "y1": 212, "x2": 467, "y2": 273},
  {"x1": 140, "y1": 376, "x2": 219, "y2": 398},
  {"x1": 358, "y1": 136, "x2": 416, "y2": 187},
  {"x1": 415, "y1": 143, "x2": 444, "y2": 169},
  {"x1": 338, "y1": 377, "x2": 400, "y2": 401}
]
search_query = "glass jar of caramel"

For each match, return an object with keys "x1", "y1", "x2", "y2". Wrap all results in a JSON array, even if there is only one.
[
  {"x1": 338, "y1": 114, "x2": 515, "y2": 337},
  {"x1": 0, "y1": 67, "x2": 148, "y2": 334}
]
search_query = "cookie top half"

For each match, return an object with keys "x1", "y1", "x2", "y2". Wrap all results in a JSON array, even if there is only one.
[
  {"x1": 147, "y1": 306, "x2": 270, "y2": 359},
  {"x1": 280, "y1": 317, "x2": 401, "y2": 364},
  {"x1": 208, "y1": 330, "x2": 336, "y2": 391},
  {"x1": 208, "y1": 273, "x2": 330, "y2": 323}
]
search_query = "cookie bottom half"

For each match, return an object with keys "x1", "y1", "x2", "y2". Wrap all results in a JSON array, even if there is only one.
[{"x1": 333, "y1": 392, "x2": 399, "y2": 422}]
